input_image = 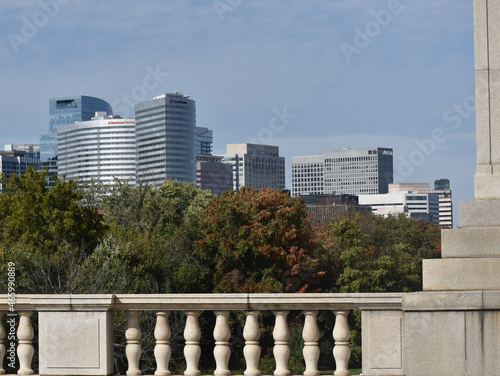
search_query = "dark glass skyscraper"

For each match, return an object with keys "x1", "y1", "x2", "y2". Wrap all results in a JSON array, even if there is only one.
[{"x1": 40, "y1": 96, "x2": 113, "y2": 180}]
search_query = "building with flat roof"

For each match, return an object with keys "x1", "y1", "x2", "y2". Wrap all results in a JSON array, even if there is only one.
[
  {"x1": 222, "y1": 143, "x2": 285, "y2": 191},
  {"x1": 359, "y1": 190, "x2": 440, "y2": 223},
  {"x1": 292, "y1": 147, "x2": 393, "y2": 197},
  {"x1": 0, "y1": 145, "x2": 40, "y2": 183},
  {"x1": 196, "y1": 155, "x2": 233, "y2": 195},
  {"x1": 388, "y1": 182, "x2": 452, "y2": 228},
  {"x1": 57, "y1": 112, "x2": 136, "y2": 185},
  {"x1": 135, "y1": 92, "x2": 196, "y2": 186},
  {"x1": 359, "y1": 181, "x2": 452, "y2": 227},
  {"x1": 40, "y1": 96, "x2": 113, "y2": 182}
]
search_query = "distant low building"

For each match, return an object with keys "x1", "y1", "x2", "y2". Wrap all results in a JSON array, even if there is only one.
[
  {"x1": 222, "y1": 143, "x2": 285, "y2": 191},
  {"x1": 300, "y1": 194, "x2": 371, "y2": 225},
  {"x1": 359, "y1": 181, "x2": 452, "y2": 227},
  {"x1": 0, "y1": 144, "x2": 40, "y2": 183},
  {"x1": 196, "y1": 155, "x2": 233, "y2": 195}
]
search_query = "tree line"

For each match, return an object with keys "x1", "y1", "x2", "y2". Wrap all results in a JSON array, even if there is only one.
[{"x1": 0, "y1": 169, "x2": 441, "y2": 373}]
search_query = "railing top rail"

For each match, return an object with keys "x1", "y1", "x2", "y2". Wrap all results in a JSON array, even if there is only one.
[{"x1": 1, "y1": 293, "x2": 403, "y2": 311}]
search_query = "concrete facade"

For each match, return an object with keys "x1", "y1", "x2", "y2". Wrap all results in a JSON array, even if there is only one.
[
  {"x1": 57, "y1": 113, "x2": 136, "y2": 185},
  {"x1": 222, "y1": 143, "x2": 285, "y2": 191},
  {"x1": 291, "y1": 147, "x2": 393, "y2": 197},
  {"x1": 135, "y1": 93, "x2": 196, "y2": 186}
]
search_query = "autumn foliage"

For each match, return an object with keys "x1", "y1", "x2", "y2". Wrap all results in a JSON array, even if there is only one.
[{"x1": 196, "y1": 187, "x2": 322, "y2": 293}]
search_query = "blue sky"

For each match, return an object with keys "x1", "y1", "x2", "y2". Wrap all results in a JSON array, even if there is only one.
[{"x1": 1, "y1": 0, "x2": 475, "y2": 223}]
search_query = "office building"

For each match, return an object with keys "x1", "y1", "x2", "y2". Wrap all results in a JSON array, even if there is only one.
[
  {"x1": 432, "y1": 179, "x2": 452, "y2": 228},
  {"x1": 196, "y1": 127, "x2": 213, "y2": 155},
  {"x1": 196, "y1": 155, "x2": 233, "y2": 195},
  {"x1": 40, "y1": 96, "x2": 113, "y2": 181},
  {"x1": 359, "y1": 189, "x2": 440, "y2": 223},
  {"x1": 222, "y1": 143, "x2": 285, "y2": 191},
  {"x1": 4, "y1": 144, "x2": 40, "y2": 158},
  {"x1": 388, "y1": 182, "x2": 452, "y2": 228},
  {"x1": 135, "y1": 92, "x2": 196, "y2": 186},
  {"x1": 292, "y1": 147, "x2": 393, "y2": 197},
  {"x1": 300, "y1": 194, "x2": 371, "y2": 225},
  {"x1": 0, "y1": 145, "x2": 40, "y2": 183},
  {"x1": 359, "y1": 181, "x2": 452, "y2": 227},
  {"x1": 57, "y1": 112, "x2": 136, "y2": 185}
]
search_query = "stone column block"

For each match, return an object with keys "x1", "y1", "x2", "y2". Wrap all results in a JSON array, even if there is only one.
[{"x1": 362, "y1": 310, "x2": 404, "y2": 376}]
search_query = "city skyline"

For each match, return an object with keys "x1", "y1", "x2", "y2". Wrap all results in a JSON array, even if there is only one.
[{"x1": 1, "y1": 1, "x2": 474, "y2": 224}]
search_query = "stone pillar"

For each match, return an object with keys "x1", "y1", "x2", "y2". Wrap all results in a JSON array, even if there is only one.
[
  {"x1": 422, "y1": 0, "x2": 500, "y2": 293},
  {"x1": 404, "y1": 2, "x2": 500, "y2": 375}
]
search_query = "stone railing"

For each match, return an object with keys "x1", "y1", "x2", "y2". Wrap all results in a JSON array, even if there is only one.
[{"x1": 0, "y1": 294, "x2": 404, "y2": 376}]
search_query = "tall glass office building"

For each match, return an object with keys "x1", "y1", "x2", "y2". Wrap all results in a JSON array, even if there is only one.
[
  {"x1": 40, "y1": 96, "x2": 113, "y2": 180},
  {"x1": 135, "y1": 92, "x2": 196, "y2": 186}
]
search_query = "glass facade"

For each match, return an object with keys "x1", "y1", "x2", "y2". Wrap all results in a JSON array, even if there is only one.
[
  {"x1": 40, "y1": 96, "x2": 113, "y2": 181},
  {"x1": 135, "y1": 93, "x2": 196, "y2": 186},
  {"x1": 196, "y1": 127, "x2": 213, "y2": 155}
]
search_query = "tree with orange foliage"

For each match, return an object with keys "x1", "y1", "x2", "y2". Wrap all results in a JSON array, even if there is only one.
[{"x1": 196, "y1": 187, "x2": 322, "y2": 293}]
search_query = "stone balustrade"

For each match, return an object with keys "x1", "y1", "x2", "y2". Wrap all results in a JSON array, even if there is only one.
[{"x1": 0, "y1": 293, "x2": 404, "y2": 376}]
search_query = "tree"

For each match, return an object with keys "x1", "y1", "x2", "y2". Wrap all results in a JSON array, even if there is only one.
[
  {"x1": 318, "y1": 213, "x2": 441, "y2": 293},
  {"x1": 196, "y1": 187, "x2": 322, "y2": 293},
  {"x1": 0, "y1": 169, "x2": 107, "y2": 293},
  {"x1": 315, "y1": 212, "x2": 441, "y2": 367}
]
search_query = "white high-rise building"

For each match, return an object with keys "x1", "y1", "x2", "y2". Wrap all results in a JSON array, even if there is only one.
[
  {"x1": 57, "y1": 112, "x2": 136, "y2": 184},
  {"x1": 292, "y1": 147, "x2": 393, "y2": 197},
  {"x1": 222, "y1": 143, "x2": 285, "y2": 191}
]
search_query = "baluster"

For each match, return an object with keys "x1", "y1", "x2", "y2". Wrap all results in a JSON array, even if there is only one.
[
  {"x1": 17, "y1": 311, "x2": 34, "y2": 375},
  {"x1": 302, "y1": 311, "x2": 320, "y2": 376},
  {"x1": 213, "y1": 311, "x2": 231, "y2": 375},
  {"x1": 184, "y1": 311, "x2": 201, "y2": 376},
  {"x1": 0, "y1": 312, "x2": 5, "y2": 375},
  {"x1": 243, "y1": 311, "x2": 261, "y2": 376},
  {"x1": 273, "y1": 311, "x2": 290, "y2": 376},
  {"x1": 155, "y1": 311, "x2": 171, "y2": 376},
  {"x1": 126, "y1": 310, "x2": 142, "y2": 375},
  {"x1": 332, "y1": 311, "x2": 351, "y2": 376}
]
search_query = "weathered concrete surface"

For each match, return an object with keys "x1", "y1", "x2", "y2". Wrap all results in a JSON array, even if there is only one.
[
  {"x1": 404, "y1": 292, "x2": 500, "y2": 376},
  {"x1": 37, "y1": 297, "x2": 114, "y2": 376},
  {"x1": 362, "y1": 310, "x2": 404, "y2": 375}
]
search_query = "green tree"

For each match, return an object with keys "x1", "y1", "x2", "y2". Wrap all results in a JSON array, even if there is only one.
[
  {"x1": 0, "y1": 169, "x2": 107, "y2": 293},
  {"x1": 319, "y1": 213, "x2": 441, "y2": 293},
  {"x1": 316, "y1": 212, "x2": 441, "y2": 367}
]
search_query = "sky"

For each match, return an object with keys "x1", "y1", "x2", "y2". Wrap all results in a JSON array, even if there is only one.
[{"x1": 0, "y1": 0, "x2": 475, "y2": 225}]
